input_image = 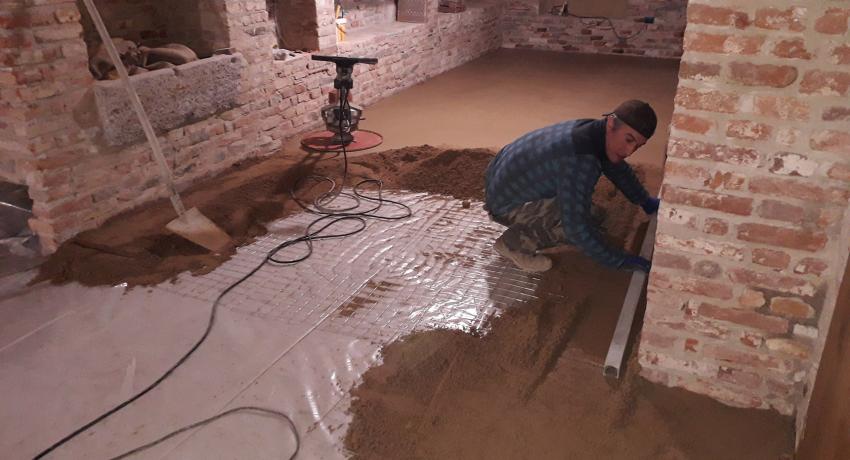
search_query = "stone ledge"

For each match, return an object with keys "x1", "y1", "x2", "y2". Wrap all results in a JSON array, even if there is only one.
[{"x1": 93, "y1": 53, "x2": 248, "y2": 146}]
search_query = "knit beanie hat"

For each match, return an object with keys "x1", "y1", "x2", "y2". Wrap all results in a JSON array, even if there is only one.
[{"x1": 604, "y1": 99, "x2": 657, "y2": 139}]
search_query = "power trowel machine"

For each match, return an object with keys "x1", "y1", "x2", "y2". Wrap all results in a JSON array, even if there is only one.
[{"x1": 300, "y1": 55, "x2": 383, "y2": 152}]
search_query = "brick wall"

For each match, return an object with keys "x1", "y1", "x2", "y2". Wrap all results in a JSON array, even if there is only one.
[
  {"x1": 340, "y1": 0, "x2": 396, "y2": 29},
  {"x1": 639, "y1": 0, "x2": 850, "y2": 438},
  {"x1": 501, "y1": 0, "x2": 687, "y2": 58},
  {"x1": 270, "y1": 0, "x2": 322, "y2": 51},
  {"x1": 0, "y1": 0, "x2": 500, "y2": 252},
  {"x1": 0, "y1": 0, "x2": 31, "y2": 185}
]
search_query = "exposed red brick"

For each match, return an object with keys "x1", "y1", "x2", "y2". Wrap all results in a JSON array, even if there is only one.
[
  {"x1": 739, "y1": 289, "x2": 766, "y2": 309},
  {"x1": 766, "y1": 378, "x2": 795, "y2": 397},
  {"x1": 54, "y1": 6, "x2": 82, "y2": 24},
  {"x1": 749, "y1": 176, "x2": 850, "y2": 204},
  {"x1": 772, "y1": 38, "x2": 812, "y2": 60},
  {"x1": 662, "y1": 186, "x2": 752, "y2": 216},
  {"x1": 665, "y1": 161, "x2": 710, "y2": 184},
  {"x1": 769, "y1": 152, "x2": 818, "y2": 177},
  {"x1": 726, "y1": 120, "x2": 772, "y2": 140},
  {"x1": 752, "y1": 248, "x2": 791, "y2": 270},
  {"x1": 651, "y1": 272, "x2": 734, "y2": 300},
  {"x1": 769, "y1": 297, "x2": 815, "y2": 320},
  {"x1": 699, "y1": 303, "x2": 789, "y2": 334},
  {"x1": 684, "y1": 31, "x2": 728, "y2": 53},
  {"x1": 32, "y1": 195, "x2": 92, "y2": 218},
  {"x1": 766, "y1": 338, "x2": 811, "y2": 359},
  {"x1": 659, "y1": 206, "x2": 699, "y2": 230},
  {"x1": 738, "y1": 223, "x2": 828, "y2": 252},
  {"x1": 694, "y1": 260, "x2": 722, "y2": 279},
  {"x1": 706, "y1": 171, "x2": 745, "y2": 191},
  {"x1": 668, "y1": 137, "x2": 759, "y2": 166},
  {"x1": 755, "y1": 96, "x2": 809, "y2": 121},
  {"x1": 687, "y1": 4, "x2": 749, "y2": 28},
  {"x1": 800, "y1": 70, "x2": 850, "y2": 96},
  {"x1": 827, "y1": 163, "x2": 850, "y2": 181},
  {"x1": 728, "y1": 267, "x2": 816, "y2": 296},
  {"x1": 678, "y1": 61, "x2": 721, "y2": 82},
  {"x1": 684, "y1": 338, "x2": 699, "y2": 353},
  {"x1": 756, "y1": 200, "x2": 806, "y2": 224},
  {"x1": 687, "y1": 317, "x2": 732, "y2": 340},
  {"x1": 703, "y1": 217, "x2": 729, "y2": 236},
  {"x1": 833, "y1": 45, "x2": 850, "y2": 65},
  {"x1": 656, "y1": 234, "x2": 744, "y2": 261},
  {"x1": 641, "y1": 331, "x2": 677, "y2": 349},
  {"x1": 718, "y1": 366, "x2": 763, "y2": 390},
  {"x1": 817, "y1": 207, "x2": 844, "y2": 230},
  {"x1": 671, "y1": 113, "x2": 713, "y2": 134},
  {"x1": 811, "y1": 129, "x2": 850, "y2": 154},
  {"x1": 754, "y1": 8, "x2": 806, "y2": 32},
  {"x1": 740, "y1": 331, "x2": 764, "y2": 348},
  {"x1": 728, "y1": 62, "x2": 798, "y2": 88},
  {"x1": 703, "y1": 346, "x2": 792, "y2": 371},
  {"x1": 794, "y1": 258, "x2": 828, "y2": 276},
  {"x1": 823, "y1": 106, "x2": 850, "y2": 121},
  {"x1": 23, "y1": 6, "x2": 60, "y2": 27},
  {"x1": 814, "y1": 8, "x2": 850, "y2": 35},
  {"x1": 675, "y1": 87, "x2": 739, "y2": 113},
  {"x1": 724, "y1": 35, "x2": 766, "y2": 55},
  {"x1": 654, "y1": 251, "x2": 692, "y2": 270}
]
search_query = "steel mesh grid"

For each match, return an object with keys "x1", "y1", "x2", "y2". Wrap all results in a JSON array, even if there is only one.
[{"x1": 158, "y1": 192, "x2": 564, "y2": 341}]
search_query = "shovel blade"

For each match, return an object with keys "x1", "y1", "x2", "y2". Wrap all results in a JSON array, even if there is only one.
[{"x1": 165, "y1": 207, "x2": 232, "y2": 253}]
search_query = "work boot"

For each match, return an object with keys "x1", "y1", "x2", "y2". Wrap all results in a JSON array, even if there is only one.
[{"x1": 494, "y1": 237, "x2": 552, "y2": 272}]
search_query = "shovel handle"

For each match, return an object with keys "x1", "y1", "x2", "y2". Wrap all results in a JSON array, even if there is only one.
[{"x1": 80, "y1": 0, "x2": 186, "y2": 217}]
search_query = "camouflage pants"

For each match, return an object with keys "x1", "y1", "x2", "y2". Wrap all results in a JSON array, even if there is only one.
[
  {"x1": 490, "y1": 198, "x2": 569, "y2": 255},
  {"x1": 490, "y1": 199, "x2": 606, "y2": 255}
]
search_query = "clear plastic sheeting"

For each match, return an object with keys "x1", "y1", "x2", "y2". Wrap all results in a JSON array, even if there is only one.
[{"x1": 1, "y1": 192, "x2": 555, "y2": 459}]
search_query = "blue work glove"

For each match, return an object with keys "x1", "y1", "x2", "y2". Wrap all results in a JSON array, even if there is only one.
[
  {"x1": 620, "y1": 255, "x2": 651, "y2": 273},
  {"x1": 641, "y1": 197, "x2": 660, "y2": 215}
]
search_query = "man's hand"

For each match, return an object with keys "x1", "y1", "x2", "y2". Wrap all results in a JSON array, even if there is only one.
[
  {"x1": 641, "y1": 196, "x2": 660, "y2": 215},
  {"x1": 620, "y1": 255, "x2": 651, "y2": 273}
]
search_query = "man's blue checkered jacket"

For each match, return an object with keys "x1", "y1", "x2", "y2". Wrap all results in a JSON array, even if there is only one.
[{"x1": 485, "y1": 118, "x2": 650, "y2": 268}]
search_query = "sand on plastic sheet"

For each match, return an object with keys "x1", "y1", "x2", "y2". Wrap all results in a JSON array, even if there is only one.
[
  {"x1": 342, "y1": 157, "x2": 795, "y2": 460},
  {"x1": 30, "y1": 144, "x2": 794, "y2": 457},
  {"x1": 35, "y1": 146, "x2": 493, "y2": 287}
]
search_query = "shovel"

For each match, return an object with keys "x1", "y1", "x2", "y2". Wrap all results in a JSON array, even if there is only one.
[{"x1": 81, "y1": 0, "x2": 231, "y2": 253}]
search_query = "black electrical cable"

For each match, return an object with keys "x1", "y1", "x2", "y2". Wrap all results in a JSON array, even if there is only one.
[{"x1": 33, "y1": 76, "x2": 410, "y2": 459}]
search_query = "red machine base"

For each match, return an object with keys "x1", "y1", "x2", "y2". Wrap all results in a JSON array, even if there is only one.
[{"x1": 300, "y1": 130, "x2": 383, "y2": 152}]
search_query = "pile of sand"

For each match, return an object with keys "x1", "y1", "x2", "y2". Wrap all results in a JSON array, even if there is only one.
[{"x1": 35, "y1": 146, "x2": 494, "y2": 287}]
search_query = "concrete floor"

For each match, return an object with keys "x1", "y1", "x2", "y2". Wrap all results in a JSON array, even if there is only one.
[
  {"x1": 1, "y1": 49, "x2": 681, "y2": 458},
  {"x1": 352, "y1": 48, "x2": 679, "y2": 168}
]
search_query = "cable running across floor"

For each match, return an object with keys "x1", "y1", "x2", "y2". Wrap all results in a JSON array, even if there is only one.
[{"x1": 34, "y1": 76, "x2": 410, "y2": 460}]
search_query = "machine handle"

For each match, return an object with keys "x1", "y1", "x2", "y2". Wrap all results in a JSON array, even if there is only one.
[{"x1": 311, "y1": 55, "x2": 378, "y2": 66}]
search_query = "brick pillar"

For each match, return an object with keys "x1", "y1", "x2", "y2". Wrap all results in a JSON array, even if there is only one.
[
  {"x1": 639, "y1": 0, "x2": 850, "y2": 435},
  {"x1": 0, "y1": 0, "x2": 95, "y2": 251},
  {"x1": 0, "y1": 0, "x2": 32, "y2": 185}
]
